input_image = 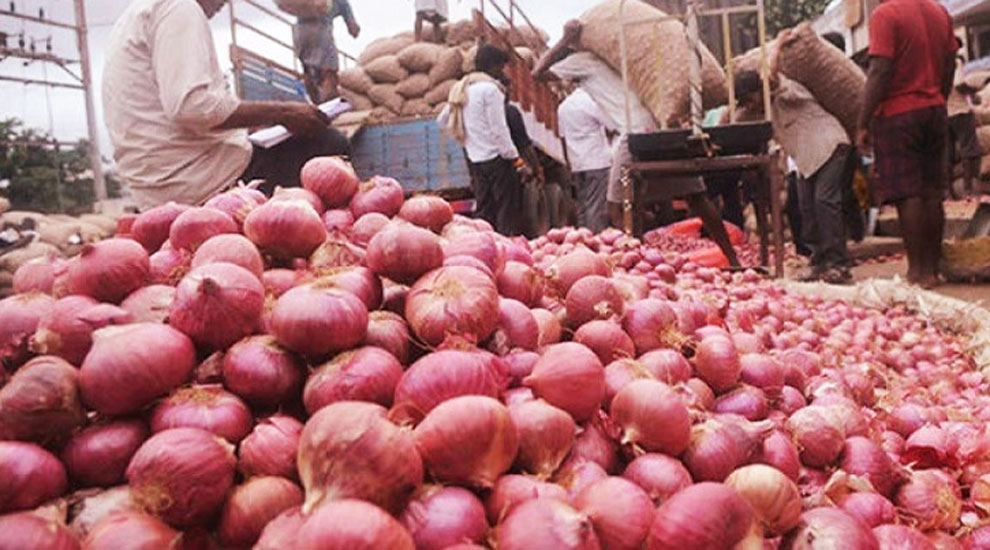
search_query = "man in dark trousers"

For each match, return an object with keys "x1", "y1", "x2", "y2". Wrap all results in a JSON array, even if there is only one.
[{"x1": 858, "y1": 0, "x2": 957, "y2": 288}]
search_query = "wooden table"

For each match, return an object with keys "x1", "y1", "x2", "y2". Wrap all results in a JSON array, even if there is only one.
[{"x1": 623, "y1": 153, "x2": 786, "y2": 278}]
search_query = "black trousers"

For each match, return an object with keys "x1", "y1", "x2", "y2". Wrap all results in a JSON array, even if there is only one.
[
  {"x1": 241, "y1": 127, "x2": 350, "y2": 196},
  {"x1": 468, "y1": 157, "x2": 522, "y2": 236},
  {"x1": 800, "y1": 144, "x2": 856, "y2": 270}
]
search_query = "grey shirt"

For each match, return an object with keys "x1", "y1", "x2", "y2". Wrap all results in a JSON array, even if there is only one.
[{"x1": 293, "y1": 0, "x2": 355, "y2": 72}]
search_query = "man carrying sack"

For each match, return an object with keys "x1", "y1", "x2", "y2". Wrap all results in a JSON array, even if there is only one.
[{"x1": 292, "y1": 0, "x2": 361, "y2": 103}]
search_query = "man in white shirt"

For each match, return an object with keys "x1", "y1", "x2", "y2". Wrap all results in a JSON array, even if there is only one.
[
  {"x1": 103, "y1": 0, "x2": 345, "y2": 209},
  {"x1": 558, "y1": 87, "x2": 613, "y2": 233},
  {"x1": 440, "y1": 45, "x2": 522, "y2": 235},
  {"x1": 415, "y1": 0, "x2": 448, "y2": 43}
]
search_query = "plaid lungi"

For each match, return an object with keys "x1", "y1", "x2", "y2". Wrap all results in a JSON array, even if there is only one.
[{"x1": 871, "y1": 105, "x2": 949, "y2": 204}]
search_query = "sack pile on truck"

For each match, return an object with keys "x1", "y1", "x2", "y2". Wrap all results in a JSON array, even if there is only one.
[{"x1": 336, "y1": 22, "x2": 545, "y2": 123}]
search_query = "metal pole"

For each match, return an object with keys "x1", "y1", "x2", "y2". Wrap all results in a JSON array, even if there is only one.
[
  {"x1": 756, "y1": 0, "x2": 771, "y2": 122},
  {"x1": 686, "y1": 0, "x2": 703, "y2": 136},
  {"x1": 722, "y1": 12, "x2": 736, "y2": 123},
  {"x1": 618, "y1": 0, "x2": 634, "y2": 234},
  {"x1": 73, "y1": 0, "x2": 107, "y2": 202}
]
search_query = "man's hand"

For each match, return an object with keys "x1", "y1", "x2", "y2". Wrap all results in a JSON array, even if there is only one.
[
  {"x1": 347, "y1": 21, "x2": 361, "y2": 38},
  {"x1": 280, "y1": 103, "x2": 329, "y2": 138},
  {"x1": 856, "y1": 127, "x2": 872, "y2": 153}
]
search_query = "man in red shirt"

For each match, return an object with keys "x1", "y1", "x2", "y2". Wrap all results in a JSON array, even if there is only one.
[{"x1": 858, "y1": 0, "x2": 958, "y2": 288}]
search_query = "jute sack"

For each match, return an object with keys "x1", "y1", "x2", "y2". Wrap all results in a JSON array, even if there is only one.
[
  {"x1": 732, "y1": 39, "x2": 780, "y2": 76},
  {"x1": 359, "y1": 33, "x2": 416, "y2": 66},
  {"x1": 400, "y1": 99, "x2": 433, "y2": 117},
  {"x1": 274, "y1": 0, "x2": 329, "y2": 17},
  {"x1": 429, "y1": 48, "x2": 463, "y2": 86},
  {"x1": 425, "y1": 79, "x2": 457, "y2": 105},
  {"x1": 777, "y1": 23, "x2": 865, "y2": 139},
  {"x1": 578, "y1": 0, "x2": 727, "y2": 128},
  {"x1": 515, "y1": 47, "x2": 535, "y2": 68},
  {"x1": 978, "y1": 125, "x2": 990, "y2": 154},
  {"x1": 340, "y1": 67, "x2": 374, "y2": 94},
  {"x1": 78, "y1": 214, "x2": 117, "y2": 236},
  {"x1": 397, "y1": 43, "x2": 445, "y2": 73},
  {"x1": 0, "y1": 241, "x2": 60, "y2": 273},
  {"x1": 37, "y1": 220, "x2": 81, "y2": 248},
  {"x1": 462, "y1": 45, "x2": 478, "y2": 74},
  {"x1": 1, "y1": 210, "x2": 48, "y2": 227},
  {"x1": 340, "y1": 87, "x2": 374, "y2": 111},
  {"x1": 368, "y1": 84, "x2": 405, "y2": 114},
  {"x1": 364, "y1": 55, "x2": 408, "y2": 84},
  {"x1": 446, "y1": 20, "x2": 476, "y2": 46},
  {"x1": 942, "y1": 237, "x2": 990, "y2": 282},
  {"x1": 369, "y1": 106, "x2": 397, "y2": 123},
  {"x1": 396, "y1": 74, "x2": 432, "y2": 99}
]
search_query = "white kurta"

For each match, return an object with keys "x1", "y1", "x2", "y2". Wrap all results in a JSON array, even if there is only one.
[{"x1": 415, "y1": 0, "x2": 449, "y2": 18}]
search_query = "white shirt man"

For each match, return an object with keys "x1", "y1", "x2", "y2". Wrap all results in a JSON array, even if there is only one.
[{"x1": 558, "y1": 87, "x2": 612, "y2": 232}]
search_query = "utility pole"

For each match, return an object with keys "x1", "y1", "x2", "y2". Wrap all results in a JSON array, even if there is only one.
[{"x1": 73, "y1": 0, "x2": 107, "y2": 201}]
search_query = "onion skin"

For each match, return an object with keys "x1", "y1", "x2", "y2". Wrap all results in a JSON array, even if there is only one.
[
  {"x1": 125, "y1": 427, "x2": 236, "y2": 527},
  {"x1": 392, "y1": 349, "x2": 503, "y2": 423},
  {"x1": 622, "y1": 453, "x2": 693, "y2": 505},
  {"x1": 872, "y1": 525, "x2": 935, "y2": 550},
  {"x1": 682, "y1": 418, "x2": 756, "y2": 482},
  {"x1": 365, "y1": 311, "x2": 411, "y2": 364},
  {"x1": 566, "y1": 275, "x2": 625, "y2": 328},
  {"x1": 298, "y1": 401, "x2": 422, "y2": 514},
  {"x1": 243, "y1": 199, "x2": 327, "y2": 259},
  {"x1": 0, "y1": 513, "x2": 81, "y2": 550},
  {"x1": 759, "y1": 430, "x2": 801, "y2": 482},
  {"x1": 0, "y1": 441, "x2": 67, "y2": 513},
  {"x1": 120, "y1": 285, "x2": 175, "y2": 324},
  {"x1": 575, "y1": 477, "x2": 655, "y2": 550},
  {"x1": 611, "y1": 379, "x2": 690, "y2": 456},
  {"x1": 442, "y1": 231, "x2": 507, "y2": 277},
  {"x1": 222, "y1": 335, "x2": 304, "y2": 409},
  {"x1": 489, "y1": 298, "x2": 539, "y2": 354},
  {"x1": 621, "y1": 299, "x2": 681, "y2": 355},
  {"x1": 546, "y1": 247, "x2": 610, "y2": 297},
  {"x1": 204, "y1": 186, "x2": 267, "y2": 227},
  {"x1": 254, "y1": 506, "x2": 306, "y2": 550},
  {"x1": 786, "y1": 405, "x2": 846, "y2": 468},
  {"x1": 81, "y1": 510, "x2": 182, "y2": 550},
  {"x1": 646, "y1": 482, "x2": 754, "y2": 550},
  {"x1": 310, "y1": 266, "x2": 383, "y2": 310},
  {"x1": 533, "y1": 307, "x2": 563, "y2": 347},
  {"x1": 570, "y1": 413, "x2": 622, "y2": 474},
  {"x1": 414, "y1": 396, "x2": 518, "y2": 489},
  {"x1": 130, "y1": 202, "x2": 191, "y2": 252},
  {"x1": 0, "y1": 355, "x2": 85, "y2": 444},
  {"x1": 713, "y1": 384, "x2": 769, "y2": 421},
  {"x1": 169, "y1": 262, "x2": 265, "y2": 350},
  {"x1": 323, "y1": 208, "x2": 355, "y2": 232},
  {"x1": 724, "y1": 464, "x2": 801, "y2": 537},
  {"x1": 575, "y1": 321, "x2": 636, "y2": 365},
  {"x1": 638, "y1": 349, "x2": 693, "y2": 385},
  {"x1": 496, "y1": 498, "x2": 601, "y2": 550},
  {"x1": 30, "y1": 297, "x2": 133, "y2": 365},
  {"x1": 296, "y1": 499, "x2": 415, "y2": 550},
  {"x1": 301, "y1": 156, "x2": 360, "y2": 209},
  {"x1": 400, "y1": 485, "x2": 488, "y2": 550},
  {"x1": 303, "y1": 346, "x2": 403, "y2": 413},
  {"x1": 12, "y1": 256, "x2": 61, "y2": 294},
  {"x1": 739, "y1": 353, "x2": 785, "y2": 394},
  {"x1": 168, "y1": 207, "x2": 238, "y2": 252},
  {"x1": 398, "y1": 195, "x2": 454, "y2": 233},
  {"x1": 840, "y1": 436, "x2": 899, "y2": 497},
  {"x1": 79, "y1": 323, "x2": 196, "y2": 416},
  {"x1": 150, "y1": 385, "x2": 254, "y2": 443},
  {"x1": 190, "y1": 234, "x2": 264, "y2": 279},
  {"x1": 509, "y1": 399, "x2": 576, "y2": 477},
  {"x1": 367, "y1": 223, "x2": 444, "y2": 285},
  {"x1": 524, "y1": 342, "x2": 606, "y2": 423},
  {"x1": 497, "y1": 261, "x2": 544, "y2": 307},
  {"x1": 838, "y1": 492, "x2": 897, "y2": 528},
  {"x1": 270, "y1": 284, "x2": 369, "y2": 359},
  {"x1": 405, "y1": 266, "x2": 500, "y2": 348},
  {"x1": 486, "y1": 474, "x2": 570, "y2": 524},
  {"x1": 349, "y1": 212, "x2": 391, "y2": 246},
  {"x1": 61, "y1": 419, "x2": 149, "y2": 488},
  {"x1": 217, "y1": 476, "x2": 304, "y2": 548},
  {"x1": 148, "y1": 247, "x2": 191, "y2": 285},
  {"x1": 309, "y1": 235, "x2": 367, "y2": 269},
  {"x1": 693, "y1": 335, "x2": 742, "y2": 393},
  {"x1": 349, "y1": 176, "x2": 405, "y2": 218},
  {"x1": 55, "y1": 239, "x2": 150, "y2": 303},
  {"x1": 238, "y1": 414, "x2": 303, "y2": 481},
  {"x1": 782, "y1": 507, "x2": 879, "y2": 550},
  {"x1": 0, "y1": 293, "x2": 55, "y2": 367},
  {"x1": 895, "y1": 469, "x2": 962, "y2": 531}
]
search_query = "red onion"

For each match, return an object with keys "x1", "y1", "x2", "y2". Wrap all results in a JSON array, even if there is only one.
[
  {"x1": 575, "y1": 477, "x2": 655, "y2": 550},
  {"x1": 222, "y1": 335, "x2": 304, "y2": 409},
  {"x1": 503, "y1": 386, "x2": 536, "y2": 407},
  {"x1": 783, "y1": 507, "x2": 878, "y2": 550},
  {"x1": 895, "y1": 469, "x2": 962, "y2": 531},
  {"x1": 168, "y1": 207, "x2": 237, "y2": 251},
  {"x1": 270, "y1": 284, "x2": 368, "y2": 359},
  {"x1": 150, "y1": 385, "x2": 254, "y2": 443},
  {"x1": 254, "y1": 506, "x2": 306, "y2": 550},
  {"x1": 0, "y1": 513, "x2": 80, "y2": 550},
  {"x1": 566, "y1": 276, "x2": 625, "y2": 329},
  {"x1": 778, "y1": 385, "x2": 807, "y2": 415},
  {"x1": 509, "y1": 399, "x2": 575, "y2": 476},
  {"x1": 126, "y1": 427, "x2": 235, "y2": 527},
  {"x1": 12, "y1": 255, "x2": 62, "y2": 294},
  {"x1": 486, "y1": 474, "x2": 569, "y2": 524},
  {"x1": 393, "y1": 349, "x2": 503, "y2": 423},
  {"x1": 350, "y1": 212, "x2": 391, "y2": 246},
  {"x1": 780, "y1": 349, "x2": 821, "y2": 390},
  {"x1": 533, "y1": 307, "x2": 563, "y2": 347},
  {"x1": 838, "y1": 492, "x2": 897, "y2": 528},
  {"x1": 312, "y1": 266, "x2": 383, "y2": 310},
  {"x1": 244, "y1": 199, "x2": 327, "y2": 259},
  {"x1": 497, "y1": 261, "x2": 544, "y2": 307},
  {"x1": 490, "y1": 298, "x2": 539, "y2": 353},
  {"x1": 638, "y1": 349, "x2": 693, "y2": 384},
  {"x1": 604, "y1": 359, "x2": 654, "y2": 407},
  {"x1": 714, "y1": 385, "x2": 769, "y2": 421},
  {"x1": 841, "y1": 436, "x2": 899, "y2": 497},
  {"x1": 30, "y1": 296, "x2": 132, "y2": 365},
  {"x1": 54, "y1": 239, "x2": 149, "y2": 303},
  {"x1": 204, "y1": 186, "x2": 267, "y2": 227},
  {"x1": 733, "y1": 332, "x2": 763, "y2": 354},
  {"x1": 759, "y1": 430, "x2": 801, "y2": 481},
  {"x1": 575, "y1": 320, "x2": 635, "y2": 365},
  {"x1": 960, "y1": 526, "x2": 990, "y2": 550},
  {"x1": 902, "y1": 424, "x2": 957, "y2": 469},
  {"x1": 0, "y1": 441, "x2": 67, "y2": 513},
  {"x1": 120, "y1": 285, "x2": 175, "y2": 323},
  {"x1": 444, "y1": 254, "x2": 496, "y2": 277},
  {"x1": 148, "y1": 246, "x2": 190, "y2": 285},
  {"x1": 612, "y1": 379, "x2": 690, "y2": 455},
  {"x1": 405, "y1": 266, "x2": 499, "y2": 347},
  {"x1": 570, "y1": 413, "x2": 622, "y2": 474},
  {"x1": 693, "y1": 334, "x2": 741, "y2": 393},
  {"x1": 524, "y1": 342, "x2": 605, "y2": 422},
  {"x1": 872, "y1": 525, "x2": 935, "y2": 550},
  {"x1": 190, "y1": 233, "x2": 264, "y2": 279},
  {"x1": 646, "y1": 482, "x2": 755, "y2": 550},
  {"x1": 739, "y1": 353, "x2": 785, "y2": 393},
  {"x1": 131, "y1": 202, "x2": 190, "y2": 252},
  {"x1": 621, "y1": 299, "x2": 682, "y2": 355},
  {"x1": 298, "y1": 401, "x2": 422, "y2": 514},
  {"x1": 682, "y1": 417, "x2": 760, "y2": 482},
  {"x1": 546, "y1": 247, "x2": 610, "y2": 297},
  {"x1": 238, "y1": 414, "x2": 303, "y2": 481},
  {"x1": 401, "y1": 485, "x2": 488, "y2": 550},
  {"x1": 273, "y1": 186, "x2": 325, "y2": 213},
  {"x1": 309, "y1": 235, "x2": 366, "y2": 269},
  {"x1": 496, "y1": 498, "x2": 600, "y2": 550},
  {"x1": 556, "y1": 458, "x2": 610, "y2": 500},
  {"x1": 217, "y1": 476, "x2": 304, "y2": 547},
  {"x1": 681, "y1": 377, "x2": 716, "y2": 410},
  {"x1": 927, "y1": 531, "x2": 962, "y2": 550},
  {"x1": 786, "y1": 405, "x2": 846, "y2": 468},
  {"x1": 297, "y1": 499, "x2": 414, "y2": 550},
  {"x1": 262, "y1": 268, "x2": 306, "y2": 297},
  {"x1": 61, "y1": 419, "x2": 148, "y2": 488},
  {"x1": 622, "y1": 453, "x2": 693, "y2": 504},
  {"x1": 304, "y1": 346, "x2": 402, "y2": 413},
  {"x1": 365, "y1": 311, "x2": 411, "y2": 364},
  {"x1": 413, "y1": 395, "x2": 518, "y2": 488},
  {"x1": 366, "y1": 223, "x2": 444, "y2": 285},
  {"x1": 398, "y1": 195, "x2": 454, "y2": 233},
  {"x1": 80, "y1": 510, "x2": 180, "y2": 550},
  {"x1": 169, "y1": 262, "x2": 265, "y2": 350},
  {"x1": 349, "y1": 175, "x2": 405, "y2": 218},
  {"x1": 0, "y1": 355, "x2": 84, "y2": 443},
  {"x1": 79, "y1": 323, "x2": 196, "y2": 416},
  {"x1": 301, "y1": 156, "x2": 360, "y2": 208},
  {"x1": 382, "y1": 280, "x2": 409, "y2": 313},
  {"x1": 442, "y1": 231, "x2": 506, "y2": 277},
  {"x1": 322, "y1": 208, "x2": 354, "y2": 232},
  {"x1": 724, "y1": 464, "x2": 801, "y2": 537}
]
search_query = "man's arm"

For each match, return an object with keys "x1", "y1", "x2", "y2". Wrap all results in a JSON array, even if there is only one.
[
  {"x1": 857, "y1": 56, "x2": 894, "y2": 146},
  {"x1": 213, "y1": 101, "x2": 329, "y2": 137},
  {"x1": 532, "y1": 20, "x2": 582, "y2": 81}
]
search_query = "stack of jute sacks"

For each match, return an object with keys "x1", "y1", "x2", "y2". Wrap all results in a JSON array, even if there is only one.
[{"x1": 335, "y1": 21, "x2": 545, "y2": 124}]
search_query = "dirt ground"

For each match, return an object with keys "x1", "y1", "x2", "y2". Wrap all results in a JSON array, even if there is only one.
[{"x1": 850, "y1": 258, "x2": 990, "y2": 305}]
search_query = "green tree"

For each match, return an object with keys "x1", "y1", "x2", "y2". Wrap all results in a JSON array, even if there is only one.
[
  {"x1": 0, "y1": 118, "x2": 119, "y2": 215},
  {"x1": 764, "y1": 0, "x2": 832, "y2": 36}
]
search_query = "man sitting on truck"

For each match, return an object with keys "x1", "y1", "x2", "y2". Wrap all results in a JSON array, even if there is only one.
[{"x1": 103, "y1": 0, "x2": 349, "y2": 209}]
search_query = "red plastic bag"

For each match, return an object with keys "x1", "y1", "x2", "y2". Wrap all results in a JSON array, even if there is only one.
[
  {"x1": 660, "y1": 218, "x2": 704, "y2": 238},
  {"x1": 686, "y1": 246, "x2": 730, "y2": 268}
]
